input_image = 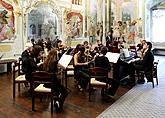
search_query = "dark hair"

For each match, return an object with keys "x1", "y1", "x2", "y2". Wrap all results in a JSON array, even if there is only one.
[
  {"x1": 74, "y1": 44, "x2": 82, "y2": 55},
  {"x1": 46, "y1": 41, "x2": 52, "y2": 51},
  {"x1": 79, "y1": 45, "x2": 85, "y2": 53},
  {"x1": 100, "y1": 46, "x2": 108, "y2": 55},
  {"x1": 57, "y1": 40, "x2": 62, "y2": 43},
  {"x1": 83, "y1": 41, "x2": 88, "y2": 45},
  {"x1": 146, "y1": 41, "x2": 152, "y2": 51},
  {"x1": 32, "y1": 45, "x2": 43, "y2": 57}
]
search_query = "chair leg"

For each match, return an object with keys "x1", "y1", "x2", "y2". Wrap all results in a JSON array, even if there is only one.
[
  {"x1": 51, "y1": 97, "x2": 53, "y2": 113},
  {"x1": 89, "y1": 86, "x2": 91, "y2": 102},
  {"x1": 101, "y1": 88, "x2": 105, "y2": 97},
  {"x1": 152, "y1": 80, "x2": 154, "y2": 88},
  {"x1": 32, "y1": 94, "x2": 35, "y2": 111},
  {"x1": 18, "y1": 83, "x2": 20, "y2": 92},
  {"x1": 13, "y1": 82, "x2": 15, "y2": 99},
  {"x1": 156, "y1": 77, "x2": 158, "y2": 85}
]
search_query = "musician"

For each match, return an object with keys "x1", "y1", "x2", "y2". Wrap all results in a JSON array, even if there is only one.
[
  {"x1": 43, "y1": 49, "x2": 68, "y2": 112},
  {"x1": 54, "y1": 40, "x2": 65, "y2": 59},
  {"x1": 94, "y1": 46, "x2": 120, "y2": 97},
  {"x1": 73, "y1": 45, "x2": 90, "y2": 91},
  {"x1": 22, "y1": 45, "x2": 44, "y2": 82},
  {"x1": 128, "y1": 41, "x2": 154, "y2": 84},
  {"x1": 93, "y1": 39, "x2": 103, "y2": 54},
  {"x1": 106, "y1": 30, "x2": 113, "y2": 52},
  {"x1": 83, "y1": 41, "x2": 95, "y2": 60}
]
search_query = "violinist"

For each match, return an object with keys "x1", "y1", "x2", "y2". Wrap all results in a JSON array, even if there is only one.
[{"x1": 73, "y1": 44, "x2": 90, "y2": 91}]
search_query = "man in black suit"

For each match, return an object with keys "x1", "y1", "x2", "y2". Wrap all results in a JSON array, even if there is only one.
[
  {"x1": 22, "y1": 44, "x2": 43, "y2": 82},
  {"x1": 106, "y1": 31, "x2": 113, "y2": 52},
  {"x1": 94, "y1": 46, "x2": 120, "y2": 97},
  {"x1": 129, "y1": 41, "x2": 154, "y2": 83}
]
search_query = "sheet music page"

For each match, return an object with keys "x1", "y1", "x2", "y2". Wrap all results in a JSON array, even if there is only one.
[
  {"x1": 105, "y1": 52, "x2": 120, "y2": 63},
  {"x1": 122, "y1": 49, "x2": 130, "y2": 58},
  {"x1": 58, "y1": 54, "x2": 72, "y2": 69}
]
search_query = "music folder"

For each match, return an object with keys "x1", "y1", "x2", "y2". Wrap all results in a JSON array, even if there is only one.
[
  {"x1": 105, "y1": 52, "x2": 120, "y2": 63},
  {"x1": 58, "y1": 53, "x2": 73, "y2": 69}
]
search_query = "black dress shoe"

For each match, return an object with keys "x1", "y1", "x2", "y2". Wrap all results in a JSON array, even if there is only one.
[
  {"x1": 54, "y1": 101, "x2": 62, "y2": 113},
  {"x1": 147, "y1": 79, "x2": 153, "y2": 82},
  {"x1": 137, "y1": 79, "x2": 145, "y2": 84}
]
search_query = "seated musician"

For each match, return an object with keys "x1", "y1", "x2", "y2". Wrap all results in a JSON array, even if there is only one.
[
  {"x1": 22, "y1": 44, "x2": 44, "y2": 82},
  {"x1": 43, "y1": 48, "x2": 68, "y2": 112},
  {"x1": 129, "y1": 41, "x2": 154, "y2": 84},
  {"x1": 136, "y1": 39, "x2": 146, "y2": 51},
  {"x1": 93, "y1": 39, "x2": 103, "y2": 54},
  {"x1": 83, "y1": 41, "x2": 95, "y2": 60},
  {"x1": 54, "y1": 40, "x2": 65, "y2": 58},
  {"x1": 106, "y1": 31, "x2": 113, "y2": 52},
  {"x1": 73, "y1": 44, "x2": 90, "y2": 91},
  {"x1": 94, "y1": 46, "x2": 120, "y2": 98}
]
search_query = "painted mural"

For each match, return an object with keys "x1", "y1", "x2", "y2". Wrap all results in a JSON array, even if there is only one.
[
  {"x1": 0, "y1": 0, "x2": 15, "y2": 42},
  {"x1": 64, "y1": 11, "x2": 83, "y2": 39}
]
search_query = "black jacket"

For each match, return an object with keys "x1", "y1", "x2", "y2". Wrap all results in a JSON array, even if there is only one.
[{"x1": 135, "y1": 50, "x2": 154, "y2": 80}]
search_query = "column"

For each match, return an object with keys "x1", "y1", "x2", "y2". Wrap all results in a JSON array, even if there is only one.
[
  {"x1": 87, "y1": 0, "x2": 90, "y2": 35},
  {"x1": 82, "y1": 0, "x2": 86, "y2": 36},
  {"x1": 61, "y1": 8, "x2": 64, "y2": 41},
  {"x1": 115, "y1": 0, "x2": 122, "y2": 21},
  {"x1": 102, "y1": 0, "x2": 106, "y2": 45},
  {"x1": 106, "y1": 0, "x2": 109, "y2": 32},
  {"x1": 97, "y1": 0, "x2": 102, "y2": 23}
]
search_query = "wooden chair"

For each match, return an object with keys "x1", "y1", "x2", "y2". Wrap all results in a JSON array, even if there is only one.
[
  {"x1": 64, "y1": 64, "x2": 74, "y2": 88},
  {"x1": 152, "y1": 60, "x2": 159, "y2": 87},
  {"x1": 136, "y1": 60, "x2": 159, "y2": 88},
  {"x1": 31, "y1": 71, "x2": 56, "y2": 113},
  {"x1": 88, "y1": 67, "x2": 109, "y2": 102},
  {"x1": 13, "y1": 57, "x2": 27, "y2": 99}
]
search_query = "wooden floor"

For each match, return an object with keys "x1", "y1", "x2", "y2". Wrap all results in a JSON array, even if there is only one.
[
  {"x1": 0, "y1": 71, "x2": 130, "y2": 118},
  {"x1": 3, "y1": 55, "x2": 165, "y2": 118}
]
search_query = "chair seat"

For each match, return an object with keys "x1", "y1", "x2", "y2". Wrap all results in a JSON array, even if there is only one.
[
  {"x1": 67, "y1": 70, "x2": 74, "y2": 76},
  {"x1": 15, "y1": 75, "x2": 26, "y2": 81},
  {"x1": 67, "y1": 65, "x2": 74, "y2": 70},
  {"x1": 91, "y1": 78, "x2": 106, "y2": 85},
  {"x1": 34, "y1": 84, "x2": 51, "y2": 92}
]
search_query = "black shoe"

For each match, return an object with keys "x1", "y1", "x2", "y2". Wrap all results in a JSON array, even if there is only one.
[
  {"x1": 77, "y1": 85, "x2": 83, "y2": 91},
  {"x1": 137, "y1": 79, "x2": 145, "y2": 84},
  {"x1": 147, "y1": 79, "x2": 153, "y2": 82},
  {"x1": 54, "y1": 101, "x2": 62, "y2": 113}
]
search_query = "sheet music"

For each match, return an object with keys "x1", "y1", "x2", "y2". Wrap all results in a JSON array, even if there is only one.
[
  {"x1": 122, "y1": 49, "x2": 130, "y2": 58},
  {"x1": 105, "y1": 52, "x2": 120, "y2": 63},
  {"x1": 58, "y1": 54, "x2": 72, "y2": 69}
]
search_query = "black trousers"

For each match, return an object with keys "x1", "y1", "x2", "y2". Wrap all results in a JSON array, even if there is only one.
[
  {"x1": 107, "y1": 79, "x2": 120, "y2": 96},
  {"x1": 74, "y1": 68, "x2": 90, "y2": 89},
  {"x1": 97, "y1": 78, "x2": 120, "y2": 96}
]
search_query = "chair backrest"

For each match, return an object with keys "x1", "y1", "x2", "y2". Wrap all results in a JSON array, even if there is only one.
[
  {"x1": 13, "y1": 58, "x2": 22, "y2": 78},
  {"x1": 153, "y1": 60, "x2": 159, "y2": 76},
  {"x1": 32, "y1": 71, "x2": 55, "y2": 84},
  {"x1": 89, "y1": 67, "x2": 109, "y2": 81},
  {"x1": 18, "y1": 57, "x2": 23, "y2": 75}
]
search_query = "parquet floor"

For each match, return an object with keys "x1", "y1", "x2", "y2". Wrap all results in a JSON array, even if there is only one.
[
  {"x1": 0, "y1": 71, "x2": 129, "y2": 118},
  {"x1": 1, "y1": 55, "x2": 164, "y2": 118}
]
